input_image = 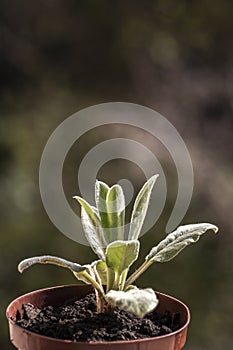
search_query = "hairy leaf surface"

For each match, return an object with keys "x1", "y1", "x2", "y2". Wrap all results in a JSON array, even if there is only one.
[
  {"x1": 18, "y1": 255, "x2": 87, "y2": 274},
  {"x1": 96, "y1": 182, "x2": 125, "y2": 243},
  {"x1": 74, "y1": 196, "x2": 106, "y2": 260},
  {"x1": 95, "y1": 180, "x2": 109, "y2": 210},
  {"x1": 106, "y1": 287, "x2": 158, "y2": 317},
  {"x1": 106, "y1": 240, "x2": 139, "y2": 276},
  {"x1": 128, "y1": 175, "x2": 158, "y2": 240},
  {"x1": 92, "y1": 260, "x2": 107, "y2": 285},
  {"x1": 146, "y1": 223, "x2": 218, "y2": 263},
  {"x1": 105, "y1": 185, "x2": 125, "y2": 242}
]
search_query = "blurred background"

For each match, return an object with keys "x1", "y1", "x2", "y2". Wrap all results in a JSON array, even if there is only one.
[{"x1": 0, "y1": 1, "x2": 232, "y2": 349}]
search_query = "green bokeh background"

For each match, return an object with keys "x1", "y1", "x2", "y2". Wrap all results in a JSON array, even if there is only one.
[{"x1": 0, "y1": 1, "x2": 232, "y2": 349}]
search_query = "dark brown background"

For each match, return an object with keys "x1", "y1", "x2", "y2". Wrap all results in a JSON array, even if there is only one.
[{"x1": 0, "y1": 1, "x2": 232, "y2": 349}]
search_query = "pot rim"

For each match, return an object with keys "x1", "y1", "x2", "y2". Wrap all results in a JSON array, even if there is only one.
[{"x1": 6, "y1": 284, "x2": 190, "y2": 345}]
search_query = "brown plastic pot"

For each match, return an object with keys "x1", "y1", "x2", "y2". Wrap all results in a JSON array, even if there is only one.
[{"x1": 6, "y1": 285, "x2": 190, "y2": 350}]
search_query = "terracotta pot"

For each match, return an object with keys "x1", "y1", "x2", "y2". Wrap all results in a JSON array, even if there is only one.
[{"x1": 6, "y1": 285, "x2": 190, "y2": 350}]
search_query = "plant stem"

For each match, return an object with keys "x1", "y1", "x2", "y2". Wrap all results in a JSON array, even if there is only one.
[
  {"x1": 95, "y1": 289, "x2": 105, "y2": 313},
  {"x1": 119, "y1": 269, "x2": 128, "y2": 290},
  {"x1": 81, "y1": 270, "x2": 106, "y2": 299},
  {"x1": 93, "y1": 265, "x2": 102, "y2": 286},
  {"x1": 106, "y1": 267, "x2": 115, "y2": 292},
  {"x1": 125, "y1": 260, "x2": 152, "y2": 288},
  {"x1": 113, "y1": 272, "x2": 121, "y2": 290},
  {"x1": 75, "y1": 270, "x2": 107, "y2": 313}
]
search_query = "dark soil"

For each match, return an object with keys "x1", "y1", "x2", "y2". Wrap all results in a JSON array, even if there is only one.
[{"x1": 15, "y1": 293, "x2": 181, "y2": 342}]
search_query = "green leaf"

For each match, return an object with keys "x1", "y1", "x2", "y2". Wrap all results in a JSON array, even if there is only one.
[
  {"x1": 106, "y1": 240, "x2": 140, "y2": 276},
  {"x1": 18, "y1": 256, "x2": 105, "y2": 299},
  {"x1": 106, "y1": 287, "x2": 158, "y2": 317},
  {"x1": 73, "y1": 196, "x2": 107, "y2": 260},
  {"x1": 95, "y1": 181, "x2": 125, "y2": 243},
  {"x1": 74, "y1": 269, "x2": 106, "y2": 298},
  {"x1": 92, "y1": 260, "x2": 107, "y2": 285},
  {"x1": 105, "y1": 185, "x2": 125, "y2": 242},
  {"x1": 128, "y1": 175, "x2": 159, "y2": 240},
  {"x1": 73, "y1": 263, "x2": 95, "y2": 284},
  {"x1": 95, "y1": 181, "x2": 110, "y2": 242},
  {"x1": 74, "y1": 271, "x2": 92, "y2": 284},
  {"x1": 146, "y1": 223, "x2": 219, "y2": 263},
  {"x1": 18, "y1": 255, "x2": 87, "y2": 274},
  {"x1": 95, "y1": 180, "x2": 111, "y2": 233},
  {"x1": 81, "y1": 207, "x2": 106, "y2": 260},
  {"x1": 95, "y1": 180, "x2": 109, "y2": 216}
]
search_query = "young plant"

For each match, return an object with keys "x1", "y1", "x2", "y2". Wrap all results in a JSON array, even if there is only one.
[{"x1": 18, "y1": 175, "x2": 218, "y2": 317}]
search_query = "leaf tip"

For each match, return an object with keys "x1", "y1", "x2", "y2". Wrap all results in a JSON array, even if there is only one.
[
  {"x1": 73, "y1": 195, "x2": 84, "y2": 205},
  {"x1": 151, "y1": 174, "x2": 159, "y2": 181},
  {"x1": 209, "y1": 224, "x2": 219, "y2": 234},
  {"x1": 201, "y1": 223, "x2": 219, "y2": 234},
  {"x1": 149, "y1": 174, "x2": 159, "y2": 186},
  {"x1": 18, "y1": 261, "x2": 25, "y2": 273}
]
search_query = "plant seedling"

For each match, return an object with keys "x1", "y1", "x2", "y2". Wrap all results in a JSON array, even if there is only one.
[{"x1": 18, "y1": 175, "x2": 218, "y2": 317}]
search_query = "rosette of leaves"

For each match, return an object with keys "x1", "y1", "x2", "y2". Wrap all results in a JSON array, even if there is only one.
[{"x1": 18, "y1": 175, "x2": 218, "y2": 317}]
